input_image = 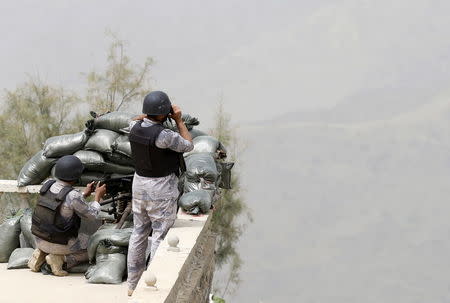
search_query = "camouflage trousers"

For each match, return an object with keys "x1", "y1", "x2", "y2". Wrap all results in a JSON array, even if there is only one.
[{"x1": 126, "y1": 196, "x2": 178, "y2": 290}]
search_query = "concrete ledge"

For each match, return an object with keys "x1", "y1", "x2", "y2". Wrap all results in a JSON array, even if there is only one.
[
  {"x1": 130, "y1": 211, "x2": 215, "y2": 303},
  {"x1": 165, "y1": 217, "x2": 216, "y2": 303},
  {"x1": 0, "y1": 180, "x2": 85, "y2": 193}
]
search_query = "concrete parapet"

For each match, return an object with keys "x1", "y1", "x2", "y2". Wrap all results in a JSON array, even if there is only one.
[{"x1": 131, "y1": 212, "x2": 216, "y2": 303}]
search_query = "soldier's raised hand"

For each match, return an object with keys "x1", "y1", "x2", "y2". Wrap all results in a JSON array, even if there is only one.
[
  {"x1": 94, "y1": 183, "x2": 107, "y2": 201},
  {"x1": 83, "y1": 181, "x2": 96, "y2": 197},
  {"x1": 170, "y1": 104, "x2": 182, "y2": 122}
]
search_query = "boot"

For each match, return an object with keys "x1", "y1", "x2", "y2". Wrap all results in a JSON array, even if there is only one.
[
  {"x1": 127, "y1": 289, "x2": 134, "y2": 297},
  {"x1": 28, "y1": 248, "x2": 47, "y2": 272},
  {"x1": 45, "y1": 254, "x2": 68, "y2": 276}
]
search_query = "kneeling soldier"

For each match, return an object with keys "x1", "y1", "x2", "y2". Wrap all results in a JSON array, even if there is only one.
[{"x1": 28, "y1": 155, "x2": 106, "y2": 276}]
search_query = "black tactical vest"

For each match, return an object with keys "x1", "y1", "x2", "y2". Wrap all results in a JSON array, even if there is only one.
[
  {"x1": 129, "y1": 121, "x2": 181, "y2": 177},
  {"x1": 31, "y1": 180, "x2": 81, "y2": 245}
]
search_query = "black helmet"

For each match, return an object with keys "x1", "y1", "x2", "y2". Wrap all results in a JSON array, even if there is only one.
[
  {"x1": 54, "y1": 155, "x2": 84, "y2": 182},
  {"x1": 142, "y1": 91, "x2": 172, "y2": 115}
]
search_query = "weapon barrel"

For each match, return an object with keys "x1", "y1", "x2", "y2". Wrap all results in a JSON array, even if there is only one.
[{"x1": 99, "y1": 193, "x2": 132, "y2": 206}]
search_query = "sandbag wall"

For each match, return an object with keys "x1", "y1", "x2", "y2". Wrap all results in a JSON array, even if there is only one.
[
  {"x1": 85, "y1": 226, "x2": 132, "y2": 284},
  {"x1": 0, "y1": 209, "x2": 37, "y2": 269},
  {"x1": 17, "y1": 112, "x2": 202, "y2": 187},
  {"x1": 16, "y1": 110, "x2": 232, "y2": 216},
  {"x1": 179, "y1": 135, "x2": 234, "y2": 215}
]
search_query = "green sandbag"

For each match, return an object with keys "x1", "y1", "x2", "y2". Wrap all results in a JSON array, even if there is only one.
[
  {"x1": 185, "y1": 153, "x2": 219, "y2": 183},
  {"x1": 7, "y1": 248, "x2": 34, "y2": 269},
  {"x1": 85, "y1": 253, "x2": 126, "y2": 284},
  {"x1": 55, "y1": 171, "x2": 107, "y2": 186},
  {"x1": 112, "y1": 135, "x2": 132, "y2": 157},
  {"x1": 87, "y1": 228, "x2": 132, "y2": 262},
  {"x1": 92, "y1": 112, "x2": 136, "y2": 132},
  {"x1": 19, "y1": 209, "x2": 36, "y2": 249},
  {"x1": 17, "y1": 151, "x2": 57, "y2": 186},
  {"x1": 183, "y1": 179, "x2": 216, "y2": 193},
  {"x1": 98, "y1": 221, "x2": 133, "y2": 230},
  {"x1": 73, "y1": 150, "x2": 105, "y2": 171},
  {"x1": 163, "y1": 114, "x2": 200, "y2": 131},
  {"x1": 182, "y1": 114, "x2": 200, "y2": 129},
  {"x1": 84, "y1": 129, "x2": 120, "y2": 154},
  {"x1": 19, "y1": 233, "x2": 30, "y2": 248},
  {"x1": 218, "y1": 162, "x2": 234, "y2": 190},
  {"x1": 189, "y1": 129, "x2": 208, "y2": 139},
  {"x1": 68, "y1": 262, "x2": 90, "y2": 273},
  {"x1": 96, "y1": 241, "x2": 127, "y2": 255},
  {"x1": 104, "y1": 152, "x2": 134, "y2": 167},
  {"x1": 178, "y1": 190, "x2": 213, "y2": 215},
  {"x1": 78, "y1": 171, "x2": 108, "y2": 186},
  {"x1": 103, "y1": 162, "x2": 135, "y2": 175},
  {"x1": 42, "y1": 131, "x2": 90, "y2": 158},
  {"x1": 184, "y1": 135, "x2": 227, "y2": 158},
  {"x1": 0, "y1": 215, "x2": 22, "y2": 262}
]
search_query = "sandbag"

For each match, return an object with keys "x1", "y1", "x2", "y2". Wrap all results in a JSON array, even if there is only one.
[
  {"x1": 218, "y1": 162, "x2": 234, "y2": 190},
  {"x1": 19, "y1": 233, "x2": 31, "y2": 248},
  {"x1": 163, "y1": 114, "x2": 200, "y2": 131},
  {"x1": 73, "y1": 150, "x2": 105, "y2": 171},
  {"x1": 184, "y1": 179, "x2": 216, "y2": 193},
  {"x1": 0, "y1": 215, "x2": 22, "y2": 262},
  {"x1": 87, "y1": 228, "x2": 132, "y2": 262},
  {"x1": 103, "y1": 162, "x2": 135, "y2": 175},
  {"x1": 96, "y1": 241, "x2": 127, "y2": 255},
  {"x1": 185, "y1": 153, "x2": 219, "y2": 183},
  {"x1": 19, "y1": 209, "x2": 36, "y2": 249},
  {"x1": 85, "y1": 253, "x2": 126, "y2": 284},
  {"x1": 178, "y1": 190, "x2": 213, "y2": 215},
  {"x1": 92, "y1": 112, "x2": 136, "y2": 132},
  {"x1": 104, "y1": 152, "x2": 134, "y2": 167},
  {"x1": 184, "y1": 136, "x2": 226, "y2": 158},
  {"x1": 7, "y1": 248, "x2": 34, "y2": 269},
  {"x1": 98, "y1": 221, "x2": 133, "y2": 231},
  {"x1": 78, "y1": 171, "x2": 107, "y2": 186},
  {"x1": 189, "y1": 129, "x2": 208, "y2": 139},
  {"x1": 42, "y1": 131, "x2": 89, "y2": 158},
  {"x1": 68, "y1": 263, "x2": 90, "y2": 273},
  {"x1": 112, "y1": 135, "x2": 132, "y2": 157},
  {"x1": 84, "y1": 129, "x2": 120, "y2": 154},
  {"x1": 17, "y1": 151, "x2": 57, "y2": 186},
  {"x1": 182, "y1": 114, "x2": 200, "y2": 130}
]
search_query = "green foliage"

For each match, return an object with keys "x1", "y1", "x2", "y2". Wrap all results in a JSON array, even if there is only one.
[
  {"x1": 0, "y1": 33, "x2": 152, "y2": 180},
  {"x1": 0, "y1": 79, "x2": 82, "y2": 178},
  {"x1": 212, "y1": 295, "x2": 226, "y2": 303},
  {"x1": 210, "y1": 101, "x2": 252, "y2": 296},
  {"x1": 86, "y1": 31, "x2": 153, "y2": 113}
]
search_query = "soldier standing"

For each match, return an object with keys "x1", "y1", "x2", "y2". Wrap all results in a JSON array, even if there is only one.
[{"x1": 127, "y1": 91, "x2": 193, "y2": 296}]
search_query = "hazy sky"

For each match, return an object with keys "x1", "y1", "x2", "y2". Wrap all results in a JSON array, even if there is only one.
[
  {"x1": 2, "y1": 0, "x2": 449, "y2": 128},
  {"x1": 2, "y1": 1, "x2": 450, "y2": 302}
]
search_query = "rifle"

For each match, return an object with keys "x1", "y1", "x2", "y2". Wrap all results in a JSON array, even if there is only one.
[{"x1": 95, "y1": 175, "x2": 133, "y2": 229}]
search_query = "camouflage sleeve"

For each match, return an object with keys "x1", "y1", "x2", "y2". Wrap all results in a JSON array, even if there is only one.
[
  {"x1": 68, "y1": 191, "x2": 101, "y2": 220},
  {"x1": 155, "y1": 129, "x2": 194, "y2": 153},
  {"x1": 129, "y1": 120, "x2": 138, "y2": 129}
]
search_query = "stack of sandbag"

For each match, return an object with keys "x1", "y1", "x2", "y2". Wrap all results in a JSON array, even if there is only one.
[
  {"x1": 17, "y1": 112, "x2": 205, "y2": 187},
  {"x1": 0, "y1": 209, "x2": 39, "y2": 269},
  {"x1": 85, "y1": 227, "x2": 132, "y2": 284},
  {"x1": 0, "y1": 214, "x2": 22, "y2": 263},
  {"x1": 178, "y1": 135, "x2": 234, "y2": 215}
]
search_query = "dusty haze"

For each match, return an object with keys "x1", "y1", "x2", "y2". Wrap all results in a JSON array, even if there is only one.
[{"x1": 2, "y1": 1, "x2": 450, "y2": 302}]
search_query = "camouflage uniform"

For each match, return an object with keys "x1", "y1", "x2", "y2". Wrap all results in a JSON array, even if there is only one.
[
  {"x1": 127, "y1": 118, "x2": 193, "y2": 291},
  {"x1": 35, "y1": 180, "x2": 101, "y2": 268}
]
